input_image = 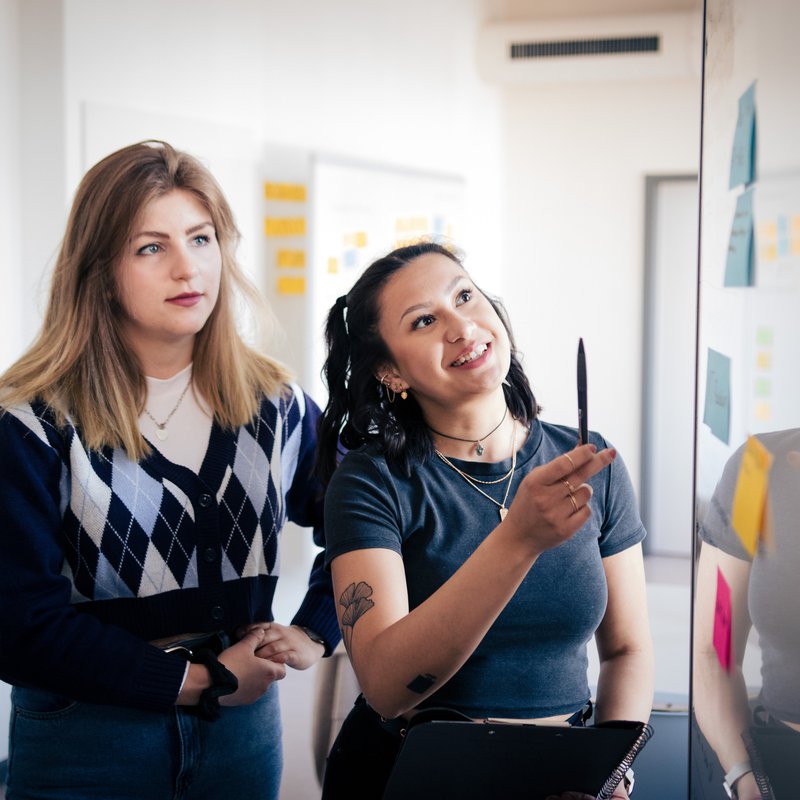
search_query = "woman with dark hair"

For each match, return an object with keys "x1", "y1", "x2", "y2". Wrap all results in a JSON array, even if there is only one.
[
  {"x1": 317, "y1": 242, "x2": 653, "y2": 799},
  {"x1": 0, "y1": 141, "x2": 339, "y2": 799}
]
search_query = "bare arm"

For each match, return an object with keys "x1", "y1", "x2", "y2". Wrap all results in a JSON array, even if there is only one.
[
  {"x1": 693, "y1": 541, "x2": 761, "y2": 799},
  {"x1": 593, "y1": 544, "x2": 654, "y2": 724},
  {"x1": 331, "y1": 444, "x2": 616, "y2": 719}
]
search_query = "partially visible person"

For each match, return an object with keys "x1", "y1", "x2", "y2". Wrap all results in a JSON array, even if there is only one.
[
  {"x1": 0, "y1": 140, "x2": 339, "y2": 799},
  {"x1": 694, "y1": 429, "x2": 800, "y2": 800},
  {"x1": 316, "y1": 241, "x2": 654, "y2": 798}
]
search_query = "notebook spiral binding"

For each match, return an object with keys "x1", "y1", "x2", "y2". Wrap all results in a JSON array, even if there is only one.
[
  {"x1": 596, "y1": 723, "x2": 654, "y2": 800},
  {"x1": 742, "y1": 728, "x2": 777, "y2": 800}
]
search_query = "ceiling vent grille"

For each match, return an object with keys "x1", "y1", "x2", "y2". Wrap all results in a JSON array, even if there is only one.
[
  {"x1": 510, "y1": 35, "x2": 660, "y2": 60},
  {"x1": 477, "y1": 12, "x2": 701, "y2": 84}
]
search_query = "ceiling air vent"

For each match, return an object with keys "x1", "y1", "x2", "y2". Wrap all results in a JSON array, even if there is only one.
[
  {"x1": 477, "y1": 12, "x2": 701, "y2": 84},
  {"x1": 510, "y1": 35, "x2": 660, "y2": 60}
]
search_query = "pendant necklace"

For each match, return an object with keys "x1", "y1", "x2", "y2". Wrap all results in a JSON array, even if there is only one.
[
  {"x1": 143, "y1": 380, "x2": 192, "y2": 441},
  {"x1": 435, "y1": 422, "x2": 518, "y2": 521},
  {"x1": 427, "y1": 406, "x2": 507, "y2": 457}
]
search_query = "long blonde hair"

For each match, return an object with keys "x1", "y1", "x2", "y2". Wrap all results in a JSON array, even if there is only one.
[{"x1": 0, "y1": 140, "x2": 291, "y2": 460}]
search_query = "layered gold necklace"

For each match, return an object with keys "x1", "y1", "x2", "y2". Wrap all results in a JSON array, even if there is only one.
[{"x1": 435, "y1": 422, "x2": 518, "y2": 521}]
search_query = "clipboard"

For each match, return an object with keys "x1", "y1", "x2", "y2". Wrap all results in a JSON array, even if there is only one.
[
  {"x1": 743, "y1": 723, "x2": 800, "y2": 799},
  {"x1": 382, "y1": 718, "x2": 653, "y2": 800}
]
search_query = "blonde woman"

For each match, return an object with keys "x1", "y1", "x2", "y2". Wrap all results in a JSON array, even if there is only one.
[{"x1": 0, "y1": 141, "x2": 338, "y2": 799}]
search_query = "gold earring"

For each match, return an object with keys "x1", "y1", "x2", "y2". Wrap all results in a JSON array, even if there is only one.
[{"x1": 400, "y1": 389, "x2": 408, "y2": 400}]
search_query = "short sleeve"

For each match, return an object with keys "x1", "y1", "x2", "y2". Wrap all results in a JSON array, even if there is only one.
[
  {"x1": 324, "y1": 449, "x2": 403, "y2": 568},
  {"x1": 596, "y1": 443, "x2": 647, "y2": 558}
]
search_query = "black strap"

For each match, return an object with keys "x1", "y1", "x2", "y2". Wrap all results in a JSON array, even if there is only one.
[{"x1": 187, "y1": 647, "x2": 238, "y2": 722}]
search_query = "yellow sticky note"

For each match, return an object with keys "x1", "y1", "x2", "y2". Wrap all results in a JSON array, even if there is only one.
[
  {"x1": 355, "y1": 231, "x2": 368, "y2": 248},
  {"x1": 755, "y1": 401, "x2": 772, "y2": 421},
  {"x1": 264, "y1": 182, "x2": 307, "y2": 202},
  {"x1": 731, "y1": 435, "x2": 773, "y2": 557},
  {"x1": 276, "y1": 249, "x2": 306, "y2": 269},
  {"x1": 277, "y1": 276, "x2": 306, "y2": 296},
  {"x1": 264, "y1": 217, "x2": 306, "y2": 237},
  {"x1": 327, "y1": 257, "x2": 339, "y2": 274},
  {"x1": 756, "y1": 351, "x2": 772, "y2": 370}
]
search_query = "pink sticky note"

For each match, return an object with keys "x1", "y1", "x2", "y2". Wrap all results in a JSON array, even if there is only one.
[{"x1": 713, "y1": 567, "x2": 733, "y2": 672}]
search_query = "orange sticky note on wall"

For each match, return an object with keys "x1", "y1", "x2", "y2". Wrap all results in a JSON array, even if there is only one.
[
  {"x1": 713, "y1": 567, "x2": 733, "y2": 672},
  {"x1": 731, "y1": 435, "x2": 773, "y2": 557}
]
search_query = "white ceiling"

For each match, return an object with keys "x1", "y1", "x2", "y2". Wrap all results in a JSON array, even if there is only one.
[{"x1": 484, "y1": 0, "x2": 702, "y2": 22}]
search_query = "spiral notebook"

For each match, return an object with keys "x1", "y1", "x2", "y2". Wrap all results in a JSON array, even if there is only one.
[
  {"x1": 382, "y1": 718, "x2": 653, "y2": 800},
  {"x1": 743, "y1": 724, "x2": 800, "y2": 800}
]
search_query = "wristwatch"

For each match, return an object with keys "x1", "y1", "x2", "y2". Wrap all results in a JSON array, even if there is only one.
[
  {"x1": 723, "y1": 761, "x2": 752, "y2": 798},
  {"x1": 298, "y1": 625, "x2": 327, "y2": 650},
  {"x1": 622, "y1": 767, "x2": 635, "y2": 795}
]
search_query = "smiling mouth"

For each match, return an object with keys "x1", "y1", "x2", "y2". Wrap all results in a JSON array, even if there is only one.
[{"x1": 451, "y1": 343, "x2": 489, "y2": 367}]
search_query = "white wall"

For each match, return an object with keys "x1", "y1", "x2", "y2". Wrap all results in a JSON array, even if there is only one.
[
  {"x1": 0, "y1": 0, "x2": 20, "y2": 766},
  {"x1": 501, "y1": 77, "x2": 701, "y2": 490}
]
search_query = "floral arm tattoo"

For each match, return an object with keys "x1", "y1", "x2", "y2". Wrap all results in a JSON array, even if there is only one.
[{"x1": 339, "y1": 581, "x2": 375, "y2": 652}]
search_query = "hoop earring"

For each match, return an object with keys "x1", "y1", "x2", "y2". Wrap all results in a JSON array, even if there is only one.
[{"x1": 379, "y1": 374, "x2": 397, "y2": 403}]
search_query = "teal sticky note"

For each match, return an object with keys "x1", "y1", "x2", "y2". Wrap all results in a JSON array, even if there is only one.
[
  {"x1": 703, "y1": 348, "x2": 731, "y2": 444},
  {"x1": 724, "y1": 187, "x2": 754, "y2": 287},
  {"x1": 729, "y1": 82, "x2": 756, "y2": 188}
]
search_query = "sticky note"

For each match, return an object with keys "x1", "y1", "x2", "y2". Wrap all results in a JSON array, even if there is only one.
[
  {"x1": 277, "y1": 276, "x2": 305, "y2": 295},
  {"x1": 729, "y1": 81, "x2": 756, "y2": 189},
  {"x1": 724, "y1": 187, "x2": 755, "y2": 287},
  {"x1": 355, "y1": 231, "x2": 368, "y2": 248},
  {"x1": 703, "y1": 349, "x2": 731, "y2": 444},
  {"x1": 264, "y1": 217, "x2": 306, "y2": 237},
  {"x1": 732, "y1": 435, "x2": 773, "y2": 556},
  {"x1": 713, "y1": 567, "x2": 733, "y2": 672},
  {"x1": 327, "y1": 257, "x2": 339, "y2": 274},
  {"x1": 276, "y1": 249, "x2": 306, "y2": 269},
  {"x1": 755, "y1": 327, "x2": 773, "y2": 346},
  {"x1": 264, "y1": 182, "x2": 307, "y2": 202},
  {"x1": 755, "y1": 401, "x2": 772, "y2": 422},
  {"x1": 756, "y1": 351, "x2": 772, "y2": 370}
]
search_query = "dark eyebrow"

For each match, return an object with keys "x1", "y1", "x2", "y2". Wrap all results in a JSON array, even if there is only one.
[
  {"x1": 131, "y1": 221, "x2": 214, "y2": 241},
  {"x1": 398, "y1": 275, "x2": 465, "y2": 323}
]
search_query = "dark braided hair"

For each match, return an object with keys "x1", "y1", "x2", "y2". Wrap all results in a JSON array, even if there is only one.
[{"x1": 316, "y1": 241, "x2": 540, "y2": 485}]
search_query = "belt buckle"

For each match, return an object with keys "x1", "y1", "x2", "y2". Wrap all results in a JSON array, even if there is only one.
[{"x1": 163, "y1": 644, "x2": 194, "y2": 660}]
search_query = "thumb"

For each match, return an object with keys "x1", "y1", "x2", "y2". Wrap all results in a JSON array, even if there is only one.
[{"x1": 239, "y1": 627, "x2": 266, "y2": 651}]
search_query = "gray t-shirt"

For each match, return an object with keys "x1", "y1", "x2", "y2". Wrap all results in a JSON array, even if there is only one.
[
  {"x1": 325, "y1": 420, "x2": 646, "y2": 719},
  {"x1": 699, "y1": 428, "x2": 800, "y2": 724}
]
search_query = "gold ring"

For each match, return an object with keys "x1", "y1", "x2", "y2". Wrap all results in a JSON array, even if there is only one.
[
  {"x1": 568, "y1": 494, "x2": 579, "y2": 513},
  {"x1": 562, "y1": 478, "x2": 576, "y2": 495},
  {"x1": 563, "y1": 453, "x2": 575, "y2": 470}
]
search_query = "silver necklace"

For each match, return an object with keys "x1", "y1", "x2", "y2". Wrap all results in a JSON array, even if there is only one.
[
  {"x1": 428, "y1": 407, "x2": 507, "y2": 457},
  {"x1": 143, "y1": 380, "x2": 192, "y2": 441},
  {"x1": 435, "y1": 424, "x2": 518, "y2": 521}
]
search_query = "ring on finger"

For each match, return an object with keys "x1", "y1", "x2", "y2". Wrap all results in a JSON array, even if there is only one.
[
  {"x1": 562, "y1": 478, "x2": 576, "y2": 495},
  {"x1": 563, "y1": 453, "x2": 575, "y2": 469},
  {"x1": 568, "y1": 494, "x2": 579, "y2": 513}
]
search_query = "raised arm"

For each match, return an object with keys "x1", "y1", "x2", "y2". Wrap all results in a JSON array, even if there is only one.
[{"x1": 693, "y1": 541, "x2": 760, "y2": 799}]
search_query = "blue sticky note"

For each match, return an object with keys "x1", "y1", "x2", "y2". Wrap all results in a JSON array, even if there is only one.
[
  {"x1": 703, "y1": 349, "x2": 731, "y2": 444},
  {"x1": 729, "y1": 82, "x2": 756, "y2": 189},
  {"x1": 724, "y1": 187, "x2": 754, "y2": 287}
]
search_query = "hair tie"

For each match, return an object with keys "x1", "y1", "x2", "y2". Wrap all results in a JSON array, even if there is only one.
[{"x1": 336, "y1": 294, "x2": 349, "y2": 335}]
